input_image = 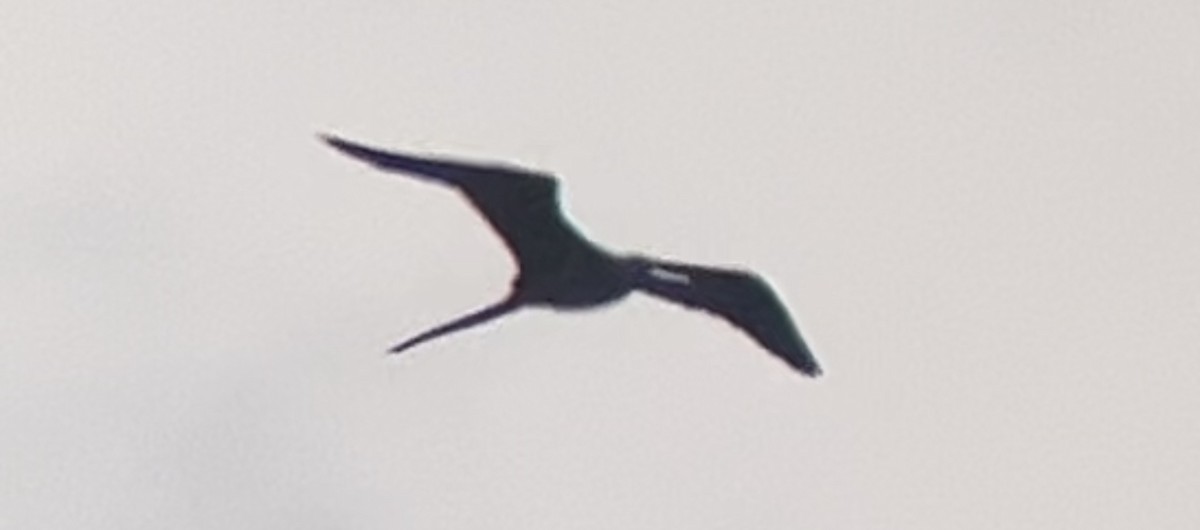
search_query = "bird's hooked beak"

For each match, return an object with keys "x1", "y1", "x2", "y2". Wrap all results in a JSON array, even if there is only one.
[
  {"x1": 648, "y1": 267, "x2": 692, "y2": 285},
  {"x1": 624, "y1": 254, "x2": 692, "y2": 285},
  {"x1": 623, "y1": 254, "x2": 656, "y2": 276}
]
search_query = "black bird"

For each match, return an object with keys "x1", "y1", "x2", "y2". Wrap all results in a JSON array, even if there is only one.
[{"x1": 322, "y1": 134, "x2": 822, "y2": 376}]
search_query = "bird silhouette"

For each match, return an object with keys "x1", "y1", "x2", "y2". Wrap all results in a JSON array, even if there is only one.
[{"x1": 321, "y1": 134, "x2": 822, "y2": 376}]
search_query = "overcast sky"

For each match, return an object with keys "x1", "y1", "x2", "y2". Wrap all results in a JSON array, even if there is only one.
[{"x1": 4, "y1": 1, "x2": 1199, "y2": 528}]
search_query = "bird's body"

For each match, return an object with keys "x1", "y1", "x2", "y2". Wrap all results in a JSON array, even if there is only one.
[{"x1": 322, "y1": 134, "x2": 822, "y2": 376}]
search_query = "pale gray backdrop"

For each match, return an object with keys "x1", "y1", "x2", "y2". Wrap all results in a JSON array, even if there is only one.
[{"x1": 3, "y1": 1, "x2": 1198, "y2": 528}]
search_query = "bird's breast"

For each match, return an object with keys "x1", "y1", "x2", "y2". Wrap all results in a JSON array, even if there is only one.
[{"x1": 514, "y1": 250, "x2": 633, "y2": 309}]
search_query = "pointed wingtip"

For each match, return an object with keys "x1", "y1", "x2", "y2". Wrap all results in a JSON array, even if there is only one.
[
  {"x1": 792, "y1": 353, "x2": 823, "y2": 377},
  {"x1": 777, "y1": 345, "x2": 822, "y2": 377}
]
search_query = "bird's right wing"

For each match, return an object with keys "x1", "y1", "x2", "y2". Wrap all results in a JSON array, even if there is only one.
[
  {"x1": 321, "y1": 134, "x2": 590, "y2": 277},
  {"x1": 633, "y1": 258, "x2": 822, "y2": 376}
]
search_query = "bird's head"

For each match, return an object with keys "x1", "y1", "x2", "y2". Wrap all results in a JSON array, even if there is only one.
[{"x1": 621, "y1": 254, "x2": 656, "y2": 275}]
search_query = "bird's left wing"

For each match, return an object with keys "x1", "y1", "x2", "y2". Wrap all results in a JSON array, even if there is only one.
[
  {"x1": 633, "y1": 259, "x2": 822, "y2": 376},
  {"x1": 320, "y1": 134, "x2": 591, "y2": 279}
]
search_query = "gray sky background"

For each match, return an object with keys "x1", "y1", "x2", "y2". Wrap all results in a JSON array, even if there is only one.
[{"x1": 3, "y1": 1, "x2": 1198, "y2": 528}]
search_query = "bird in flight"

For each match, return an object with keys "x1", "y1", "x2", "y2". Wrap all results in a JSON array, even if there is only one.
[{"x1": 321, "y1": 134, "x2": 822, "y2": 376}]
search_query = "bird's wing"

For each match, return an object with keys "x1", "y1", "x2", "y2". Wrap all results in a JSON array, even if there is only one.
[
  {"x1": 633, "y1": 258, "x2": 821, "y2": 376},
  {"x1": 322, "y1": 135, "x2": 590, "y2": 277}
]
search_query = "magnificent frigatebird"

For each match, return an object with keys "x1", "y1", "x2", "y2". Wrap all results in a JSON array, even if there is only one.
[{"x1": 322, "y1": 134, "x2": 822, "y2": 376}]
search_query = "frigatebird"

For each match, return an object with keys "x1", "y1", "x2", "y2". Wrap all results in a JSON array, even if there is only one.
[{"x1": 322, "y1": 134, "x2": 822, "y2": 376}]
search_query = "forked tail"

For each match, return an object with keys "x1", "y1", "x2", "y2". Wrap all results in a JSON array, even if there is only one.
[
  {"x1": 389, "y1": 297, "x2": 522, "y2": 354},
  {"x1": 321, "y1": 133, "x2": 491, "y2": 187}
]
